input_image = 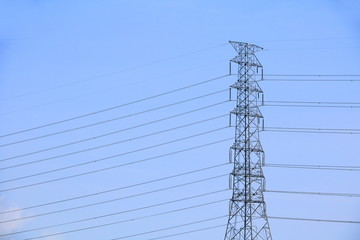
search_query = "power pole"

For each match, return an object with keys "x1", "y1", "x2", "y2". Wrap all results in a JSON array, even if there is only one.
[{"x1": 224, "y1": 41, "x2": 272, "y2": 240}]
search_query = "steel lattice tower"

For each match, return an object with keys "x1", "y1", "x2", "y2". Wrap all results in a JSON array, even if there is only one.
[{"x1": 224, "y1": 41, "x2": 272, "y2": 240}]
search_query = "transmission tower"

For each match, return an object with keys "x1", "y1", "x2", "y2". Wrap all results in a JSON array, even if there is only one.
[{"x1": 224, "y1": 41, "x2": 272, "y2": 240}]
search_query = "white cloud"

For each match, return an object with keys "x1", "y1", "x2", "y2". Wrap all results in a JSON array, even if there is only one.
[
  {"x1": 0, "y1": 197, "x2": 25, "y2": 238},
  {"x1": 0, "y1": 206, "x2": 24, "y2": 235},
  {"x1": 0, "y1": 198, "x2": 67, "y2": 240}
]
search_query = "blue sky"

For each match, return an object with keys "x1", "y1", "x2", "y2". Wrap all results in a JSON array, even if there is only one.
[{"x1": 0, "y1": 1, "x2": 359, "y2": 240}]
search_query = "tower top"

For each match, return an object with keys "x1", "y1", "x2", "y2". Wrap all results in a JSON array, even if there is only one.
[{"x1": 229, "y1": 40, "x2": 263, "y2": 54}]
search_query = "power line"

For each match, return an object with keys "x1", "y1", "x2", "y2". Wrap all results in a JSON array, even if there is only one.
[
  {"x1": 0, "y1": 162, "x2": 228, "y2": 215},
  {"x1": 229, "y1": 99, "x2": 360, "y2": 108},
  {"x1": 264, "y1": 127, "x2": 360, "y2": 135},
  {"x1": 0, "y1": 138, "x2": 232, "y2": 192},
  {"x1": 268, "y1": 216, "x2": 360, "y2": 224},
  {"x1": 262, "y1": 74, "x2": 360, "y2": 77},
  {"x1": 266, "y1": 127, "x2": 360, "y2": 131},
  {"x1": 0, "y1": 60, "x2": 226, "y2": 117},
  {"x1": 0, "y1": 141, "x2": 229, "y2": 193},
  {"x1": 231, "y1": 73, "x2": 360, "y2": 81},
  {"x1": 111, "y1": 216, "x2": 227, "y2": 240},
  {"x1": 0, "y1": 174, "x2": 227, "y2": 224},
  {"x1": 266, "y1": 189, "x2": 360, "y2": 198},
  {"x1": 263, "y1": 79, "x2": 360, "y2": 82},
  {"x1": 0, "y1": 115, "x2": 227, "y2": 184},
  {"x1": 254, "y1": 36, "x2": 360, "y2": 43},
  {"x1": 292, "y1": 46, "x2": 360, "y2": 51},
  {"x1": 0, "y1": 89, "x2": 228, "y2": 147},
  {"x1": 114, "y1": 214, "x2": 360, "y2": 240},
  {"x1": 265, "y1": 130, "x2": 360, "y2": 134},
  {"x1": 0, "y1": 42, "x2": 229, "y2": 103},
  {"x1": 1, "y1": 190, "x2": 227, "y2": 236},
  {"x1": 24, "y1": 213, "x2": 360, "y2": 240},
  {"x1": 23, "y1": 208, "x2": 227, "y2": 240},
  {"x1": 266, "y1": 100, "x2": 360, "y2": 105},
  {"x1": 143, "y1": 213, "x2": 357, "y2": 240},
  {"x1": 264, "y1": 104, "x2": 360, "y2": 108},
  {"x1": 0, "y1": 126, "x2": 228, "y2": 172},
  {"x1": 265, "y1": 163, "x2": 360, "y2": 171},
  {"x1": 147, "y1": 225, "x2": 225, "y2": 240},
  {"x1": 0, "y1": 74, "x2": 231, "y2": 138},
  {"x1": 0, "y1": 106, "x2": 227, "y2": 163},
  {"x1": 263, "y1": 100, "x2": 360, "y2": 108},
  {"x1": 147, "y1": 224, "x2": 225, "y2": 240},
  {"x1": 264, "y1": 130, "x2": 360, "y2": 134}
]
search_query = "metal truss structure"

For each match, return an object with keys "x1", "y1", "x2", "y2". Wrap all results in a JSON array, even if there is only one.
[{"x1": 224, "y1": 41, "x2": 272, "y2": 240}]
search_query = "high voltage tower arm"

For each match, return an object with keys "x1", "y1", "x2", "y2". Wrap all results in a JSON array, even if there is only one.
[{"x1": 224, "y1": 41, "x2": 272, "y2": 240}]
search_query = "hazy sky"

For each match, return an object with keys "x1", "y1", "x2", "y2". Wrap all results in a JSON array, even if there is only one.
[{"x1": 0, "y1": 1, "x2": 359, "y2": 240}]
